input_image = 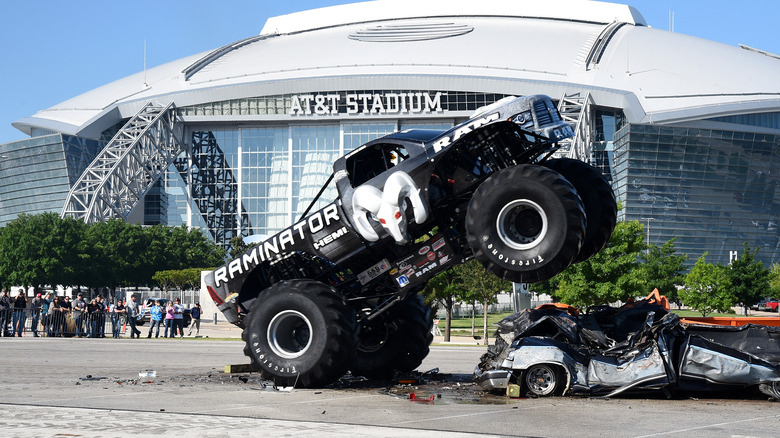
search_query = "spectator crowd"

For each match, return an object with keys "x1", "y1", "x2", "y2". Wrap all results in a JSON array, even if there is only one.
[{"x1": 0, "y1": 289, "x2": 203, "y2": 339}]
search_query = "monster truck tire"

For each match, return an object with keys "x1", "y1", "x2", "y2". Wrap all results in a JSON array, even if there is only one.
[
  {"x1": 545, "y1": 158, "x2": 617, "y2": 263},
  {"x1": 350, "y1": 294, "x2": 433, "y2": 380},
  {"x1": 242, "y1": 279, "x2": 357, "y2": 388},
  {"x1": 466, "y1": 165, "x2": 585, "y2": 283}
]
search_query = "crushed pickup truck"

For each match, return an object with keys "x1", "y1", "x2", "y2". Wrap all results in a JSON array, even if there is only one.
[
  {"x1": 475, "y1": 290, "x2": 780, "y2": 399},
  {"x1": 204, "y1": 94, "x2": 617, "y2": 387}
]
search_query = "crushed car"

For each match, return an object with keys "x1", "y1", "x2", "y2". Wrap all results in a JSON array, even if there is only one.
[{"x1": 474, "y1": 290, "x2": 780, "y2": 399}]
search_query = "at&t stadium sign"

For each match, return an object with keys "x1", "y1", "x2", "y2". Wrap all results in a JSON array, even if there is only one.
[{"x1": 290, "y1": 91, "x2": 444, "y2": 116}]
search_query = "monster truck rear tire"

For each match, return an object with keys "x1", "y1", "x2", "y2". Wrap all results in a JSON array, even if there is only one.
[
  {"x1": 242, "y1": 280, "x2": 357, "y2": 388},
  {"x1": 545, "y1": 158, "x2": 617, "y2": 263},
  {"x1": 466, "y1": 165, "x2": 585, "y2": 283},
  {"x1": 350, "y1": 294, "x2": 433, "y2": 380}
]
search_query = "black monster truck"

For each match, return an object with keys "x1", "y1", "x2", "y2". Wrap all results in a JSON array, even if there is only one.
[{"x1": 204, "y1": 95, "x2": 617, "y2": 388}]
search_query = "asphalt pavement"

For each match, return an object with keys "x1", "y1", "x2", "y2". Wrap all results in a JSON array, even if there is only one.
[{"x1": 2, "y1": 329, "x2": 780, "y2": 437}]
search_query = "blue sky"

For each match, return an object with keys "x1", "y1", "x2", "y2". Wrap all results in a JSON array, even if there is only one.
[{"x1": 1, "y1": 0, "x2": 777, "y2": 144}]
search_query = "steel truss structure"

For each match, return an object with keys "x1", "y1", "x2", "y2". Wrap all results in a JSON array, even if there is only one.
[
  {"x1": 61, "y1": 102, "x2": 184, "y2": 223},
  {"x1": 555, "y1": 91, "x2": 593, "y2": 163},
  {"x1": 174, "y1": 131, "x2": 250, "y2": 247}
]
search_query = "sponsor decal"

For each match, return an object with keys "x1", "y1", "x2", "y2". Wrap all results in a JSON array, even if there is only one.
[
  {"x1": 432, "y1": 238, "x2": 445, "y2": 251},
  {"x1": 414, "y1": 261, "x2": 438, "y2": 278},
  {"x1": 313, "y1": 226, "x2": 348, "y2": 250},
  {"x1": 485, "y1": 242, "x2": 545, "y2": 266},
  {"x1": 250, "y1": 334, "x2": 297, "y2": 375},
  {"x1": 213, "y1": 204, "x2": 341, "y2": 287},
  {"x1": 433, "y1": 112, "x2": 500, "y2": 152},
  {"x1": 417, "y1": 246, "x2": 431, "y2": 256},
  {"x1": 358, "y1": 259, "x2": 391, "y2": 285},
  {"x1": 426, "y1": 251, "x2": 436, "y2": 262},
  {"x1": 397, "y1": 275, "x2": 410, "y2": 287}
]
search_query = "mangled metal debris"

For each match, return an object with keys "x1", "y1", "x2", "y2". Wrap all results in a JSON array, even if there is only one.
[{"x1": 475, "y1": 290, "x2": 780, "y2": 399}]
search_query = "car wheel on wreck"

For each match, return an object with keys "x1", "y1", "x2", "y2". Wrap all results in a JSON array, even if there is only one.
[
  {"x1": 524, "y1": 364, "x2": 564, "y2": 397},
  {"x1": 242, "y1": 279, "x2": 357, "y2": 388},
  {"x1": 544, "y1": 158, "x2": 617, "y2": 263},
  {"x1": 466, "y1": 164, "x2": 586, "y2": 283},
  {"x1": 350, "y1": 294, "x2": 433, "y2": 379}
]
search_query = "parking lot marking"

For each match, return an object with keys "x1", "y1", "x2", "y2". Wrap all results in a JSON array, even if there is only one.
[
  {"x1": 633, "y1": 414, "x2": 780, "y2": 437},
  {"x1": 394, "y1": 402, "x2": 558, "y2": 425}
]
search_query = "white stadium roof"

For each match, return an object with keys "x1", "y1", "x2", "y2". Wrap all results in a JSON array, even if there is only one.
[{"x1": 13, "y1": 0, "x2": 780, "y2": 138}]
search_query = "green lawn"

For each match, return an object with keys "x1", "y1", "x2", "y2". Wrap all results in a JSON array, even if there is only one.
[
  {"x1": 437, "y1": 308, "x2": 758, "y2": 335},
  {"x1": 436, "y1": 312, "x2": 514, "y2": 335},
  {"x1": 671, "y1": 309, "x2": 745, "y2": 317}
]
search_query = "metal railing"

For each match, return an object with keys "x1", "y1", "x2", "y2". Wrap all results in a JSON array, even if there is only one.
[{"x1": 1, "y1": 307, "x2": 123, "y2": 338}]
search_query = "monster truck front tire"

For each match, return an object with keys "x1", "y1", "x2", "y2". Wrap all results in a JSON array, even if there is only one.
[
  {"x1": 242, "y1": 279, "x2": 357, "y2": 388},
  {"x1": 545, "y1": 158, "x2": 617, "y2": 263},
  {"x1": 350, "y1": 294, "x2": 433, "y2": 380},
  {"x1": 466, "y1": 164, "x2": 585, "y2": 283}
]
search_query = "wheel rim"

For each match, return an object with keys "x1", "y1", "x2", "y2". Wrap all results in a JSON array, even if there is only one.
[
  {"x1": 496, "y1": 199, "x2": 548, "y2": 250},
  {"x1": 267, "y1": 310, "x2": 313, "y2": 359},
  {"x1": 357, "y1": 324, "x2": 390, "y2": 353},
  {"x1": 526, "y1": 365, "x2": 557, "y2": 396},
  {"x1": 771, "y1": 381, "x2": 780, "y2": 400}
]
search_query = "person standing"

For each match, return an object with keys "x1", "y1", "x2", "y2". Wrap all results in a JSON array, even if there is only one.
[
  {"x1": 95, "y1": 296, "x2": 106, "y2": 338},
  {"x1": 111, "y1": 300, "x2": 127, "y2": 338},
  {"x1": 49, "y1": 296, "x2": 62, "y2": 336},
  {"x1": 125, "y1": 296, "x2": 141, "y2": 339},
  {"x1": 108, "y1": 300, "x2": 119, "y2": 338},
  {"x1": 164, "y1": 301, "x2": 175, "y2": 338},
  {"x1": 187, "y1": 302, "x2": 202, "y2": 336},
  {"x1": 86, "y1": 299, "x2": 99, "y2": 338},
  {"x1": 12, "y1": 289, "x2": 27, "y2": 337},
  {"x1": 72, "y1": 293, "x2": 87, "y2": 338},
  {"x1": 41, "y1": 292, "x2": 52, "y2": 337},
  {"x1": 147, "y1": 300, "x2": 163, "y2": 338},
  {"x1": 60, "y1": 296, "x2": 72, "y2": 336},
  {"x1": 30, "y1": 293, "x2": 43, "y2": 337},
  {"x1": 0, "y1": 290, "x2": 11, "y2": 337},
  {"x1": 173, "y1": 298, "x2": 185, "y2": 338}
]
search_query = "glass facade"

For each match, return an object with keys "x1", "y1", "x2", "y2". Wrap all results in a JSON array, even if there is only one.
[
  {"x1": 614, "y1": 124, "x2": 780, "y2": 266},
  {"x1": 7, "y1": 91, "x2": 779, "y2": 271},
  {"x1": 0, "y1": 134, "x2": 103, "y2": 225},
  {"x1": 169, "y1": 121, "x2": 437, "y2": 241}
]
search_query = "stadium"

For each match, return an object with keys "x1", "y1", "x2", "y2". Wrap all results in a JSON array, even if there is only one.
[{"x1": 2, "y1": 0, "x2": 780, "y2": 267}]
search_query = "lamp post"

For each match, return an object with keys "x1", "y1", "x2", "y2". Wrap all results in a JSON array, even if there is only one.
[{"x1": 641, "y1": 217, "x2": 655, "y2": 250}]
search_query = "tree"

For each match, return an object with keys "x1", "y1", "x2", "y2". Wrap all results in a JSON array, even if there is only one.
[
  {"x1": 545, "y1": 220, "x2": 645, "y2": 307},
  {"x1": 83, "y1": 219, "x2": 135, "y2": 299},
  {"x1": 681, "y1": 253, "x2": 735, "y2": 316},
  {"x1": 229, "y1": 236, "x2": 250, "y2": 259},
  {"x1": 458, "y1": 260, "x2": 511, "y2": 345},
  {"x1": 0, "y1": 212, "x2": 72, "y2": 292},
  {"x1": 728, "y1": 242, "x2": 769, "y2": 315},
  {"x1": 168, "y1": 225, "x2": 226, "y2": 268},
  {"x1": 152, "y1": 270, "x2": 177, "y2": 293},
  {"x1": 423, "y1": 266, "x2": 467, "y2": 342},
  {"x1": 769, "y1": 263, "x2": 780, "y2": 298},
  {"x1": 639, "y1": 237, "x2": 687, "y2": 304}
]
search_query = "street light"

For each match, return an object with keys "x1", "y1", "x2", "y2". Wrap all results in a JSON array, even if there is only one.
[{"x1": 641, "y1": 217, "x2": 655, "y2": 250}]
